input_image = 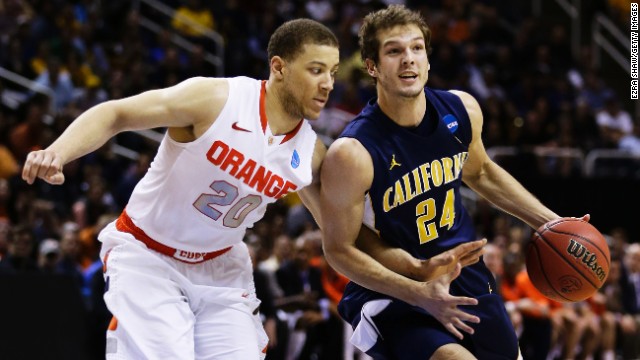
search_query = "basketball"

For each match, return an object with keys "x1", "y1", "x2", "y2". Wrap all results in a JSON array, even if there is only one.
[{"x1": 526, "y1": 218, "x2": 610, "y2": 302}]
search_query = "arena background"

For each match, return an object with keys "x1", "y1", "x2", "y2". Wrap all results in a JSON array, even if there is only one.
[{"x1": 0, "y1": 1, "x2": 638, "y2": 359}]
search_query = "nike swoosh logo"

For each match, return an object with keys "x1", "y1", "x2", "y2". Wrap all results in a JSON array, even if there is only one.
[{"x1": 232, "y1": 122, "x2": 251, "y2": 132}]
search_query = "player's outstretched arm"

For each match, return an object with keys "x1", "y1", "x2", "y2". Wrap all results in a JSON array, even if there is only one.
[
  {"x1": 320, "y1": 138, "x2": 480, "y2": 339},
  {"x1": 452, "y1": 90, "x2": 560, "y2": 230},
  {"x1": 22, "y1": 77, "x2": 228, "y2": 185},
  {"x1": 356, "y1": 230, "x2": 487, "y2": 282}
]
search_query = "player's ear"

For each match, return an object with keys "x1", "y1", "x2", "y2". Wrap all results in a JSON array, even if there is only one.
[
  {"x1": 365, "y1": 59, "x2": 377, "y2": 78},
  {"x1": 271, "y1": 56, "x2": 285, "y2": 80}
]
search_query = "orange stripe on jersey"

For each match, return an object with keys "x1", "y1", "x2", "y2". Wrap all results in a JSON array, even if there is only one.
[
  {"x1": 102, "y1": 248, "x2": 113, "y2": 273},
  {"x1": 260, "y1": 80, "x2": 268, "y2": 134},
  {"x1": 280, "y1": 119, "x2": 303, "y2": 144},
  {"x1": 108, "y1": 316, "x2": 118, "y2": 331}
]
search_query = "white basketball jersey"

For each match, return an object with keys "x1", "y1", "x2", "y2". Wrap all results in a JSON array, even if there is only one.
[{"x1": 125, "y1": 77, "x2": 317, "y2": 253}]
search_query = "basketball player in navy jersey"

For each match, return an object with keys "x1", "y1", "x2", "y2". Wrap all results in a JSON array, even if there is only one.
[{"x1": 320, "y1": 5, "x2": 588, "y2": 359}]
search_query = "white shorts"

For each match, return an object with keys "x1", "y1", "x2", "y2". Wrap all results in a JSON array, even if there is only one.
[{"x1": 99, "y1": 222, "x2": 268, "y2": 360}]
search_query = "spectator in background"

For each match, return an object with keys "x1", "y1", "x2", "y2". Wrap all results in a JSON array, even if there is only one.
[
  {"x1": 114, "y1": 153, "x2": 151, "y2": 209},
  {"x1": 596, "y1": 92, "x2": 634, "y2": 137},
  {"x1": 0, "y1": 218, "x2": 10, "y2": 260},
  {"x1": 276, "y1": 235, "x2": 331, "y2": 360},
  {"x1": 576, "y1": 69, "x2": 614, "y2": 111},
  {"x1": 483, "y1": 242, "x2": 503, "y2": 286},
  {"x1": 0, "y1": 144, "x2": 19, "y2": 179},
  {"x1": 305, "y1": 0, "x2": 335, "y2": 24},
  {"x1": 0, "y1": 179, "x2": 12, "y2": 219},
  {"x1": 37, "y1": 237, "x2": 61, "y2": 273},
  {"x1": 593, "y1": 256, "x2": 640, "y2": 360},
  {"x1": 171, "y1": 0, "x2": 215, "y2": 46},
  {"x1": 0, "y1": 223, "x2": 39, "y2": 274},
  {"x1": 248, "y1": 242, "x2": 282, "y2": 360},
  {"x1": 33, "y1": 57, "x2": 76, "y2": 113},
  {"x1": 260, "y1": 234, "x2": 292, "y2": 299},
  {"x1": 72, "y1": 176, "x2": 117, "y2": 229},
  {"x1": 56, "y1": 222, "x2": 84, "y2": 289},
  {"x1": 626, "y1": 244, "x2": 640, "y2": 316},
  {"x1": 9, "y1": 94, "x2": 51, "y2": 161},
  {"x1": 572, "y1": 99, "x2": 602, "y2": 151}
]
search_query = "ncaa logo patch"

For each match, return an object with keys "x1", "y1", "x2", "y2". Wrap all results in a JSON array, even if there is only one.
[
  {"x1": 443, "y1": 114, "x2": 458, "y2": 133},
  {"x1": 291, "y1": 150, "x2": 300, "y2": 169}
]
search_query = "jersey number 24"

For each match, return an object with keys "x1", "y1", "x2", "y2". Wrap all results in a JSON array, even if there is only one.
[{"x1": 416, "y1": 188, "x2": 455, "y2": 243}]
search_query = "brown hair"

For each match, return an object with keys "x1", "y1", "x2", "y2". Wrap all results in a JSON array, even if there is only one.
[
  {"x1": 267, "y1": 19, "x2": 339, "y2": 62},
  {"x1": 359, "y1": 5, "x2": 432, "y2": 65}
]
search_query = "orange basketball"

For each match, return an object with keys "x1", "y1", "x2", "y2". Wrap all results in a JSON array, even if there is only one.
[{"x1": 526, "y1": 218, "x2": 610, "y2": 302}]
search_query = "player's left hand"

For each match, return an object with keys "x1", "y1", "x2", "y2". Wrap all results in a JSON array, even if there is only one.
[
  {"x1": 414, "y1": 263, "x2": 480, "y2": 340},
  {"x1": 417, "y1": 239, "x2": 486, "y2": 282}
]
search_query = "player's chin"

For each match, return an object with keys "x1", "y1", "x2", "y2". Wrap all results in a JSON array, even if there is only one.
[{"x1": 303, "y1": 108, "x2": 322, "y2": 120}]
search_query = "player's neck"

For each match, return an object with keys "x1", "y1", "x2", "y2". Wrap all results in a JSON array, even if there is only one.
[
  {"x1": 377, "y1": 91, "x2": 427, "y2": 127},
  {"x1": 264, "y1": 80, "x2": 301, "y2": 135}
]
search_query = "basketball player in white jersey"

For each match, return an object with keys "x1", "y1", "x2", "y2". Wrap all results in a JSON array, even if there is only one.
[
  {"x1": 22, "y1": 18, "x2": 486, "y2": 360},
  {"x1": 20, "y1": 18, "x2": 339, "y2": 359}
]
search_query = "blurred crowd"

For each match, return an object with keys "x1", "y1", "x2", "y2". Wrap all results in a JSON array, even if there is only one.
[{"x1": 0, "y1": 0, "x2": 639, "y2": 359}]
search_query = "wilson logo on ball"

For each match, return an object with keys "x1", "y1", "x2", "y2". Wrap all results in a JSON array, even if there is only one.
[{"x1": 566, "y1": 239, "x2": 607, "y2": 281}]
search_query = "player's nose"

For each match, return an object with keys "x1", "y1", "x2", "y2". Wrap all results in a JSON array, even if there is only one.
[
  {"x1": 320, "y1": 73, "x2": 334, "y2": 92},
  {"x1": 402, "y1": 49, "x2": 415, "y2": 65}
]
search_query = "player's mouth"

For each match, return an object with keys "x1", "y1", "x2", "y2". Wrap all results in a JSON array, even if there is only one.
[
  {"x1": 313, "y1": 98, "x2": 327, "y2": 108},
  {"x1": 399, "y1": 72, "x2": 418, "y2": 83}
]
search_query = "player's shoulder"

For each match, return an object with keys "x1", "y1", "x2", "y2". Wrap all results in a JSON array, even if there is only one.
[
  {"x1": 446, "y1": 90, "x2": 481, "y2": 112},
  {"x1": 326, "y1": 137, "x2": 369, "y2": 163},
  {"x1": 169, "y1": 76, "x2": 230, "y2": 102},
  {"x1": 178, "y1": 76, "x2": 261, "y2": 98}
]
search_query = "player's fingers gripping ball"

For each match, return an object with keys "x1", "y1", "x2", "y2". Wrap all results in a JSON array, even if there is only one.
[{"x1": 526, "y1": 218, "x2": 610, "y2": 302}]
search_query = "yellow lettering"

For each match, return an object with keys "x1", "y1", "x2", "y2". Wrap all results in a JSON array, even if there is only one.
[
  {"x1": 431, "y1": 160, "x2": 443, "y2": 187},
  {"x1": 419, "y1": 163, "x2": 431, "y2": 192},
  {"x1": 383, "y1": 187, "x2": 394, "y2": 212},
  {"x1": 393, "y1": 180, "x2": 406, "y2": 207},
  {"x1": 402, "y1": 173, "x2": 416, "y2": 202},
  {"x1": 453, "y1": 153, "x2": 462, "y2": 179},
  {"x1": 416, "y1": 198, "x2": 437, "y2": 244},
  {"x1": 412, "y1": 168, "x2": 424, "y2": 196},
  {"x1": 442, "y1": 157, "x2": 454, "y2": 184}
]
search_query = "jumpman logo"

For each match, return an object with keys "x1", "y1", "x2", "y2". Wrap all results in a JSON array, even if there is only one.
[
  {"x1": 389, "y1": 154, "x2": 401, "y2": 170},
  {"x1": 488, "y1": 282, "x2": 493, "y2": 294}
]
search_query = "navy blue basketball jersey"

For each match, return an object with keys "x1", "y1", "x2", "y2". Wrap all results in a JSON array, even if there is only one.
[
  {"x1": 339, "y1": 87, "x2": 497, "y2": 308},
  {"x1": 341, "y1": 87, "x2": 475, "y2": 259}
]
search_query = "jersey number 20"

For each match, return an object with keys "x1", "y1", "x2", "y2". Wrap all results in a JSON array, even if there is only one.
[
  {"x1": 415, "y1": 188, "x2": 455, "y2": 243},
  {"x1": 193, "y1": 180, "x2": 262, "y2": 228}
]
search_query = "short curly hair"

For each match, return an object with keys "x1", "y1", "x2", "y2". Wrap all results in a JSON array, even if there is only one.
[
  {"x1": 267, "y1": 19, "x2": 339, "y2": 62},
  {"x1": 359, "y1": 5, "x2": 432, "y2": 65}
]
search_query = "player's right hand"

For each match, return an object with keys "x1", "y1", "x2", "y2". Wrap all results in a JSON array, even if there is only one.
[
  {"x1": 414, "y1": 263, "x2": 480, "y2": 340},
  {"x1": 22, "y1": 150, "x2": 65, "y2": 185}
]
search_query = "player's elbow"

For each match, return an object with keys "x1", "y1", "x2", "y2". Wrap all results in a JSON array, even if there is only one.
[{"x1": 322, "y1": 239, "x2": 349, "y2": 269}]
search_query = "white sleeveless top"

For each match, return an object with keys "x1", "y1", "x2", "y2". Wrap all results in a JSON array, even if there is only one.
[{"x1": 125, "y1": 77, "x2": 317, "y2": 252}]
